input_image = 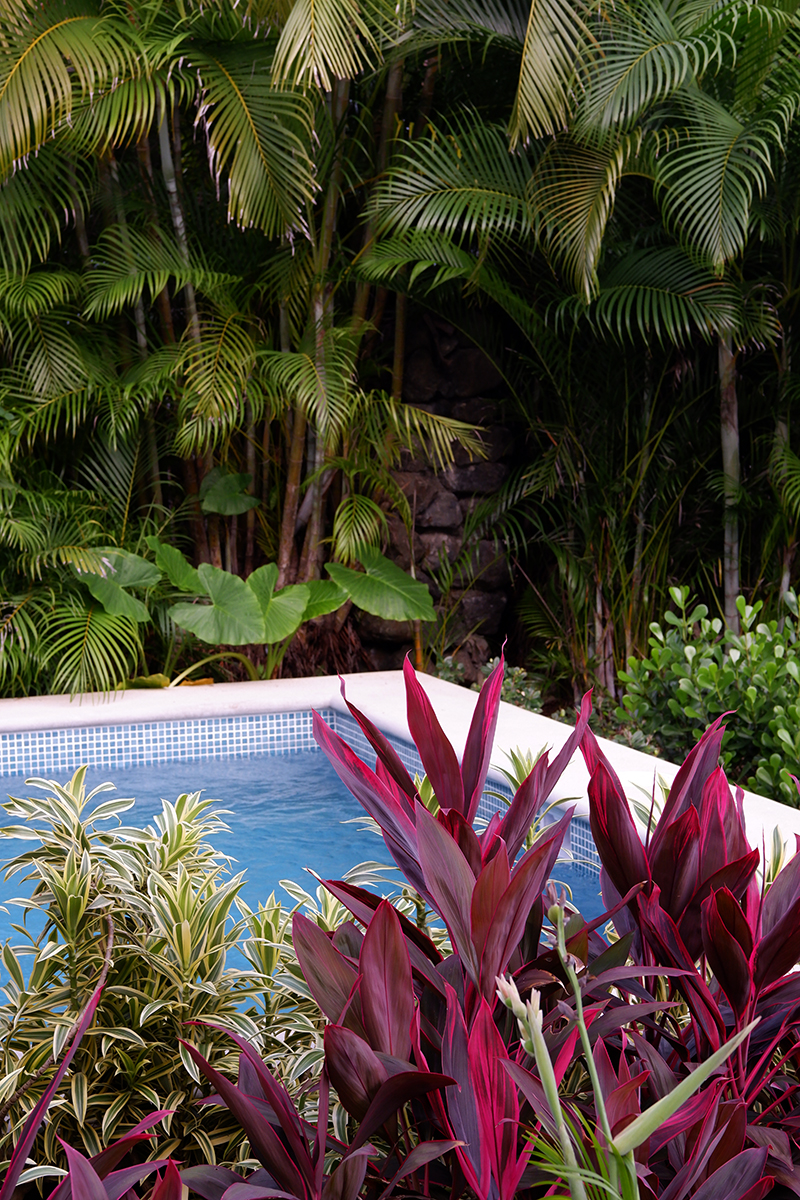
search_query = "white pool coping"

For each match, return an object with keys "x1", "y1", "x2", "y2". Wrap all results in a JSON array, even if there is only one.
[{"x1": 1, "y1": 671, "x2": 797, "y2": 850}]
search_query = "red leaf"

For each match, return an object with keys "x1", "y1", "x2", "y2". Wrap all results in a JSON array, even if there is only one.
[
  {"x1": 152, "y1": 1161, "x2": 187, "y2": 1200},
  {"x1": 321, "y1": 1148, "x2": 373, "y2": 1200},
  {"x1": 679, "y1": 851, "x2": 760, "y2": 962},
  {"x1": 340, "y1": 680, "x2": 417, "y2": 808},
  {"x1": 0, "y1": 984, "x2": 104, "y2": 1200},
  {"x1": 188, "y1": 1022, "x2": 312, "y2": 1190},
  {"x1": 103, "y1": 1163, "x2": 172, "y2": 1200},
  {"x1": 637, "y1": 891, "x2": 724, "y2": 1052},
  {"x1": 470, "y1": 847, "x2": 511, "y2": 968},
  {"x1": 701, "y1": 890, "x2": 752, "y2": 1019},
  {"x1": 650, "y1": 717, "x2": 727, "y2": 859},
  {"x1": 376, "y1": 1140, "x2": 464, "y2": 1200},
  {"x1": 753, "y1": 890, "x2": 800, "y2": 990},
  {"x1": 292, "y1": 913, "x2": 366, "y2": 1037},
  {"x1": 60, "y1": 1142, "x2": 107, "y2": 1200},
  {"x1": 416, "y1": 800, "x2": 480, "y2": 982},
  {"x1": 650, "y1": 807, "x2": 700, "y2": 922},
  {"x1": 762, "y1": 844, "x2": 800, "y2": 937},
  {"x1": 349, "y1": 1071, "x2": 455, "y2": 1152},
  {"x1": 585, "y1": 739, "x2": 651, "y2": 904},
  {"x1": 606, "y1": 1071, "x2": 649, "y2": 1141},
  {"x1": 468, "y1": 1000, "x2": 527, "y2": 1200},
  {"x1": 359, "y1": 901, "x2": 414, "y2": 1061},
  {"x1": 461, "y1": 652, "x2": 504, "y2": 824},
  {"x1": 312, "y1": 711, "x2": 425, "y2": 893},
  {"x1": 324, "y1": 1026, "x2": 387, "y2": 1120},
  {"x1": 178, "y1": 1040, "x2": 307, "y2": 1198},
  {"x1": 316, "y1": 878, "x2": 444, "y2": 993},
  {"x1": 49, "y1": 1113, "x2": 170, "y2": 1200},
  {"x1": 441, "y1": 982, "x2": 484, "y2": 1196},
  {"x1": 403, "y1": 657, "x2": 465, "y2": 814},
  {"x1": 438, "y1": 809, "x2": 483, "y2": 877},
  {"x1": 476, "y1": 809, "x2": 573, "y2": 997},
  {"x1": 689, "y1": 1148, "x2": 769, "y2": 1200}
]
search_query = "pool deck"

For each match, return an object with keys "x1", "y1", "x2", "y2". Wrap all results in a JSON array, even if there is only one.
[{"x1": 1, "y1": 671, "x2": 798, "y2": 849}]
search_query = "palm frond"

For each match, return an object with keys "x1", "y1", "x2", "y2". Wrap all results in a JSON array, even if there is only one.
[
  {"x1": 369, "y1": 119, "x2": 533, "y2": 244},
  {"x1": 354, "y1": 391, "x2": 486, "y2": 472},
  {"x1": 574, "y1": 0, "x2": 724, "y2": 135},
  {"x1": 530, "y1": 135, "x2": 639, "y2": 300},
  {"x1": 193, "y1": 43, "x2": 315, "y2": 236},
  {"x1": 0, "y1": 3, "x2": 141, "y2": 169},
  {"x1": 271, "y1": 0, "x2": 381, "y2": 88},
  {"x1": 399, "y1": 0, "x2": 528, "y2": 59},
  {"x1": 42, "y1": 597, "x2": 142, "y2": 696},
  {"x1": 259, "y1": 328, "x2": 357, "y2": 439},
  {"x1": 175, "y1": 313, "x2": 260, "y2": 454},
  {"x1": 509, "y1": 0, "x2": 593, "y2": 145},
  {"x1": 655, "y1": 89, "x2": 775, "y2": 271},
  {"x1": 554, "y1": 247, "x2": 745, "y2": 345},
  {"x1": 330, "y1": 492, "x2": 387, "y2": 563},
  {"x1": 82, "y1": 227, "x2": 235, "y2": 321},
  {"x1": 0, "y1": 146, "x2": 94, "y2": 271}
]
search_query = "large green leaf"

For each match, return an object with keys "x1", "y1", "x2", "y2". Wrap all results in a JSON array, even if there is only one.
[
  {"x1": 169, "y1": 565, "x2": 264, "y2": 645},
  {"x1": 303, "y1": 579, "x2": 348, "y2": 620},
  {"x1": 80, "y1": 576, "x2": 150, "y2": 623},
  {"x1": 326, "y1": 550, "x2": 434, "y2": 621},
  {"x1": 246, "y1": 565, "x2": 309, "y2": 642},
  {"x1": 146, "y1": 537, "x2": 202, "y2": 593},
  {"x1": 75, "y1": 550, "x2": 158, "y2": 623},
  {"x1": 200, "y1": 469, "x2": 259, "y2": 517}
]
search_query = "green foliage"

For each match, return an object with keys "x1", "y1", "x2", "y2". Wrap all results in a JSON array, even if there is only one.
[
  {"x1": 0, "y1": 767, "x2": 345, "y2": 1174},
  {"x1": 617, "y1": 586, "x2": 800, "y2": 804}
]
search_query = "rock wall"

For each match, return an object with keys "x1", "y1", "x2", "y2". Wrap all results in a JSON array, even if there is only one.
[{"x1": 358, "y1": 314, "x2": 516, "y2": 673}]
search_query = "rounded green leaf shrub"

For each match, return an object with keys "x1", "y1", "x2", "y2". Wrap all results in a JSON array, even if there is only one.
[{"x1": 617, "y1": 586, "x2": 800, "y2": 804}]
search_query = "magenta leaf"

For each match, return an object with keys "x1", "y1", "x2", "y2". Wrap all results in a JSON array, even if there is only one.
[
  {"x1": 376, "y1": 1140, "x2": 463, "y2": 1200},
  {"x1": 762, "y1": 844, "x2": 800, "y2": 937},
  {"x1": 468, "y1": 998, "x2": 527, "y2": 1200},
  {"x1": 321, "y1": 1147, "x2": 374, "y2": 1200},
  {"x1": 689, "y1": 1147, "x2": 770, "y2": 1200},
  {"x1": 60, "y1": 1142, "x2": 108, "y2": 1200},
  {"x1": 476, "y1": 809, "x2": 573, "y2": 996},
  {"x1": 292, "y1": 913, "x2": 366, "y2": 1038},
  {"x1": 650, "y1": 716, "x2": 727, "y2": 858},
  {"x1": 49, "y1": 1113, "x2": 171, "y2": 1200},
  {"x1": 182, "y1": 1165, "x2": 250, "y2": 1200},
  {"x1": 339, "y1": 680, "x2": 417, "y2": 807},
  {"x1": 415, "y1": 799, "x2": 481, "y2": 982},
  {"x1": 349, "y1": 1070, "x2": 455, "y2": 1151},
  {"x1": 403, "y1": 657, "x2": 465, "y2": 814},
  {"x1": 0, "y1": 984, "x2": 104, "y2": 1200},
  {"x1": 461, "y1": 652, "x2": 504, "y2": 823},
  {"x1": 152, "y1": 1161, "x2": 191, "y2": 1200},
  {"x1": 312, "y1": 711, "x2": 425, "y2": 893},
  {"x1": 440, "y1": 983, "x2": 485, "y2": 1196},
  {"x1": 585, "y1": 740, "x2": 651, "y2": 904},
  {"x1": 359, "y1": 900, "x2": 414, "y2": 1061},
  {"x1": 103, "y1": 1163, "x2": 172, "y2": 1200},
  {"x1": 650, "y1": 806, "x2": 700, "y2": 921},
  {"x1": 753, "y1": 890, "x2": 800, "y2": 991},
  {"x1": 324, "y1": 1025, "x2": 388, "y2": 1120},
  {"x1": 178, "y1": 1040, "x2": 307, "y2": 1198},
  {"x1": 701, "y1": 890, "x2": 752, "y2": 1019}
]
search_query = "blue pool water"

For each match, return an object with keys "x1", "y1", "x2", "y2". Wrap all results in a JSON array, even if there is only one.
[{"x1": 0, "y1": 750, "x2": 603, "y2": 976}]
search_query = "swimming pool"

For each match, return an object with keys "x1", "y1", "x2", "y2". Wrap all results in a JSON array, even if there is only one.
[{"x1": 0, "y1": 718, "x2": 604, "y2": 979}]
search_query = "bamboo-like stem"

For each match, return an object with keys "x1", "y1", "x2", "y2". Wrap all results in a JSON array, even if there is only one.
[{"x1": 719, "y1": 333, "x2": 740, "y2": 632}]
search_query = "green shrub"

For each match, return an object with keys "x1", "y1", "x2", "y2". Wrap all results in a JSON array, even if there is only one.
[
  {"x1": 0, "y1": 770, "x2": 321, "y2": 1172},
  {"x1": 434, "y1": 654, "x2": 544, "y2": 712},
  {"x1": 616, "y1": 586, "x2": 800, "y2": 804}
]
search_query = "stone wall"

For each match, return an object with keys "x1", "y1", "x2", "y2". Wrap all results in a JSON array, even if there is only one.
[{"x1": 357, "y1": 314, "x2": 516, "y2": 673}]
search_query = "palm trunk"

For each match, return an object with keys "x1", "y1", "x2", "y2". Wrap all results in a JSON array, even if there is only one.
[
  {"x1": 277, "y1": 408, "x2": 307, "y2": 587},
  {"x1": 245, "y1": 397, "x2": 257, "y2": 577},
  {"x1": 718, "y1": 333, "x2": 740, "y2": 632},
  {"x1": 158, "y1": 94, "x2": 201, "y2": 343}
]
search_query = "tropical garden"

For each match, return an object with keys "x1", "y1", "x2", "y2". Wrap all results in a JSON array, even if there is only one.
[{"x1": 7, "y1": 0, "x2": 800, "y2": 1194}]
